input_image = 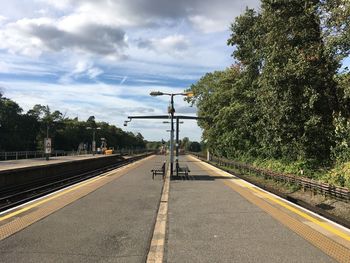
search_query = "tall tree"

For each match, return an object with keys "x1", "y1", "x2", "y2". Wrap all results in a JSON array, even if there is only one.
[
  {"x1": 320, "y1": 0, "x2": 350, "y2": 60},
  {"x1": 257, "y1": 0, "x2": 337, "y2": 162}
]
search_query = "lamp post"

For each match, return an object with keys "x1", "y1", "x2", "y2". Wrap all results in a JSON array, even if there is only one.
[
  {"x1": 150, "y1": 91, "x2": 193, "y2": 176},
  {"x1": 164, "y1": 120, "x2": 184, "y2": 175},
  {"x1": 86, "y1": 127, "x2": 101, "y2": 155}
]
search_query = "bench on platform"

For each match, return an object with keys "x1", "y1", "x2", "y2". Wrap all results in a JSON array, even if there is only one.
[
  {"x1": 177, "y1": 164, "x2": 190, "y2": 176},
  {"x1": 151, "y1": 162, "x2": 166, "y2": 180}
]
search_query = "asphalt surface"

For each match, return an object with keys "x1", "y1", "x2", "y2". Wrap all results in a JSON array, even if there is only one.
[
  {"x1": 0, "y1": 155, "x2": 166, "y2": 262},
  {"x1": 165, "y1": 156, "x2": 336, "y2": 262}
]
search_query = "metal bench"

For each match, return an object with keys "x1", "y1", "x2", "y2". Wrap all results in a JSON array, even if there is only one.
[
  {"x1": 151, "y1": 162, "x2": 166, "y2": 180},
  {"x1": 177, "y1": 164, "x2": 190, "y2": 176}
]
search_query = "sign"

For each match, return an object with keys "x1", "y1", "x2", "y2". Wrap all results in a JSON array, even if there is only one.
[{"x1": 44, "y1": 138, "x2": 52, "y2": 154}]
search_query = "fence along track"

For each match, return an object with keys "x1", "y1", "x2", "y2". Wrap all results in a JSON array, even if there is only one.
[{"x1": 193, "y1": 154, "x2": 350, "y2": 202}]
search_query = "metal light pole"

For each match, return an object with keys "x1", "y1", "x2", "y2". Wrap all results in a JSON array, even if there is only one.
[
  {"x1": 87, "y1": 127, "x2": 101, "y2": 155},
  {"x1": 170, "y1": 94, "x2": 175, "y2": 176},
  {"x1": 175, "y1": 117, "x2": 180, "y2": 175},
  {"x1": 125, "y1": 114, "x2": 205, "y2": 177},
  {"x1": 150, "y1": 91, "x2": 193, "y2": 177},
  {"x1": 164, "y1": 120, "x2": 183, "y2": 176}
]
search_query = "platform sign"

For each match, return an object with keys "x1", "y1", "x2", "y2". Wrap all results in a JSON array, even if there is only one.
[
  {"x1": 92, "y1": 140, "x2": 96, "y2": 152},
  {"x1": 44, "y1": 138, "x2": 52, "y2": 154}
]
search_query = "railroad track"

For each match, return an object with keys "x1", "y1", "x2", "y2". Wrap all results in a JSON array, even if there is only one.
[{"x1": 0, "y1": 154, "x2": 150, "y2": 212}]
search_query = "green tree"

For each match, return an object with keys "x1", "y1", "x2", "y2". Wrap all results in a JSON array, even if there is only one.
[
  {"x1": 188, "y1": 0, "x2": 343, "y2": 166},
  {"x1": 256, "y1": 0, "x2": 337, "y2": 162},
  {"x1": 0, "y1": 94, "x2": 23, "y2": 150},
  {"x1": 320, "y1": 0, "x2": 350, "y2": 60},
  {"x1": 189, "y1": 141, "x2": 201, "y2": 152}
]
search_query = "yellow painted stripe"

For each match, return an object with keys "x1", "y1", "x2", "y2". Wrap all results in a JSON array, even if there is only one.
[
  {"x1": 227, "y1": 178, "x2": 350, "y2": 241},
  {"x1": 0, "y1": 176, "x2": 103, "y2": 221}
]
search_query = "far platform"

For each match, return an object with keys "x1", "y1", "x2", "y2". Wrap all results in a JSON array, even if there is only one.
[{"x1": 0, "y1": 154, "x2": 121, "y2": 172}]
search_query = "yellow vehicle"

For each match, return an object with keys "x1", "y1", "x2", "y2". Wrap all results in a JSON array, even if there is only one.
[{"x1": 105, "y1": 149, "x2": 113, "y2": 155}]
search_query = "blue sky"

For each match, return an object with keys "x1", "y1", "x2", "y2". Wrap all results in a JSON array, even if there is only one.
[{"x1": 0, "y1": 0, "x2": 260, "y2": 141}]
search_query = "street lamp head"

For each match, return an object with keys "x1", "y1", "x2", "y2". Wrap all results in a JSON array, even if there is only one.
[
  {"x1": 183, "y1": 91, "x2": 194, "y2": 97},
  {"x1": 86, "y1": 127, "x2": 92, "y2": 130},
  {"x1": 124, "y1": 119, "x2": 131, "y2": 126},
  {"x1": 96, "y1": 127, "x2": 101, "y2": 130},
  {"x1": 150, "y1": 91, "x2": 164, "y2": 96}
]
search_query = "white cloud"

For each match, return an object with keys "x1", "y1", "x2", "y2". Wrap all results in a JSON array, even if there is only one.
[
  {"x1": 59, "y1": 59, "x2": 104, "y2": 83},
  {"x1": 87, "y1": 68, "x2": 104, "y2": 79},
  {"x1": 36, "y1": 0, "x2": 72, "y2": 10},
  {"x1": 0, "y1": 15, "x2": 127, "y2": 58},
  {"x1": 1, "y1": 80, "x2": 202, "y2": 140},
  {"x1": 158, "y1": 35, "x2": 190, "y2": 51},
  {"x1": 137, "y1": 34, "x2": 190, "y2": 56},
  {"x1": 189, "y1": 15, "x2": 229, "y2": 33},
  {"x1": 0, "y1": 15, "x2": 7, "y2": 23},
  {"x1": 0, "y1": 0, "x2": 262, "y2": 141}
]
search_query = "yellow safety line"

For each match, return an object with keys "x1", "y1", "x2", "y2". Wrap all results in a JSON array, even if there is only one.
[
  {"x1": 0, "y1": 176, "x2": 103, "y2": 221},
  {"x1": 227, "y1": 178, "x2": 350, "y2": 241},
  {"x1": 190, "y1": 156, "x2": 350, "y2": 243}
]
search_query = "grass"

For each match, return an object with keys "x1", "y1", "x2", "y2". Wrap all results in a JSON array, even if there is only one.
[{"x1": 220, "y1": 155, "x2": 350, "y2": 189}]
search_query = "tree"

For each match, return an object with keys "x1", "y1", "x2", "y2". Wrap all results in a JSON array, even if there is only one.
[
  {"x1": 27, "y1": 105, "x2": 64, "y2": 150},
  {"x1": 187, "y1": 0, "x2": 342, "y2": 165},
  {"x1": 0, "y1": 93, "x2": 148, "y2": 152},
  {"x1": 256, "y1": 0, "x2": 337, "y2": 162},
  {"x1": 320, "y1": 0, "x2": 350, "y2": 60},
  {"x1": 189, "y1": 141, "x2": 201, "y2": 152},
  {"x1": 181, "y1": 137, "x2": 190, "y2": 151},
  {"x1": 0, "y1": 95, "x2": 23, "y2": 150}
]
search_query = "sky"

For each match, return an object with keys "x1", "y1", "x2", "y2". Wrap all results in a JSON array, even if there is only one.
[{"x1": 0, "y1": 0, "x2": 260, "y2": 142}]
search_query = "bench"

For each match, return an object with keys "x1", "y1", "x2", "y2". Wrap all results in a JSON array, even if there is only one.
[
  {"x1": 151, "y1": 162, "x2": 166, "y2": 180},
  {"x1": 177, "y1": 164, "x2": 190, "y2": 176}
]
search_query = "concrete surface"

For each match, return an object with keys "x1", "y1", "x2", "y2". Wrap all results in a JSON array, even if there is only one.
[
  {"x1": 0, "y1": 155, "x2": 166, "y2": 263},
  {"x1": 0, "y1": 154, "x2": 114, "y2": 171},
  {"x1": 165, "y1": 156, "x2": 336, "y2": 263},
  {"x1": 0, "y1": 154, "x2": 340, "y2": 262}
]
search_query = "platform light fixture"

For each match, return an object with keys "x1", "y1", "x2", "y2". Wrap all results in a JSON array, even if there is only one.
[{"x1": 149, "y1": 90, "x2": 193, "y2": 176}]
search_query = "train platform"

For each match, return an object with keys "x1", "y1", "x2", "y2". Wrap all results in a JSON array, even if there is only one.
[
  {"x1": 0, "y1": 154, "x2": 120, "y2": 172},
  {"x1": 0, "y1": 155, "x2": 165, "y2": 262},
  {"x1": 0, "y1": 154, "x2": 349, "y2": 262},
  {"x1": 166, "y1": 156, "x2": 350, "y2": 262}
]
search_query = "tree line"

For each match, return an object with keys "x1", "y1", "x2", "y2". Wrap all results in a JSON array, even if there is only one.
[
  {"x1": 0, "y1": 93, "x2": 146, "y2": 152},
  {"x1": 187, "y1": 1, "x2": 350, "y2": 179},
  {"x1": 146, "y1": 137, "x2": 202, "y2": 152}
]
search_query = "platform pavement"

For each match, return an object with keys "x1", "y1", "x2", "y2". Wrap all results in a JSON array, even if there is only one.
[
  {"x1": 0, "y1": 155, "x2": 166, "y2": 263},
  {"x1": 0, "y1": 154, "x2": 347, "y2": 262},
  {"x1": 0, "y1": 154, "x2": 129, "y2": 172},
  {"x1": 165, "y1": 156, "x2": 337, "y2": 262}
]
